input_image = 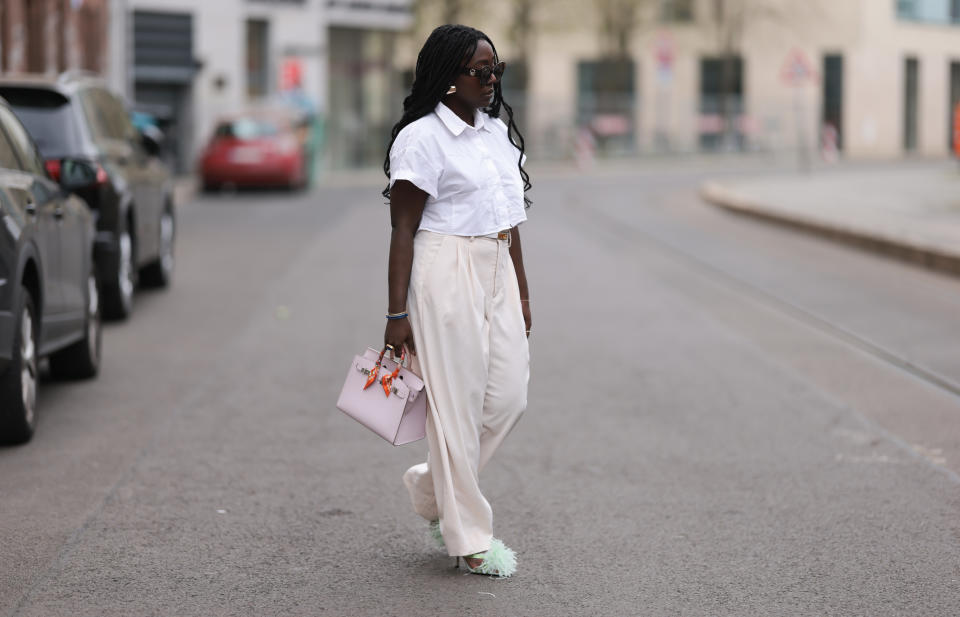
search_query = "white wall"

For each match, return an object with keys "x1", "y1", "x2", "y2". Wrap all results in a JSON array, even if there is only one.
[
  {"x1": 124, "y1": 0, "x2": 326, "y2": 167},
  {"x1": 404, "y1": 0, "x2": 960, "y2": 160}
]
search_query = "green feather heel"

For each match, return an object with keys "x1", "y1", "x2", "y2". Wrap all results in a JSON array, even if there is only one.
[
  {"x1": 455, "y1": 538, "x2": 517, "y2": 578},
  {"x1": 429, "y1": 520, "x2": 445, "y2": 549}
]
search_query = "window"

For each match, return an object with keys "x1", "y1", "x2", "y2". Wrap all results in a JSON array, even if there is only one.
[
  {"x1": 699, "y1": 56, "x2": 745, "y2": 150},
  {"x1": 0, "y1": 125, "x2": 23, "y2": 171},
  {"x1": 99, "y1": 91, "x2": 138, "y2": 142},
  {"x1": 897, "y1": 0, "x2": 917, "y2": 19},
  {"x1": 700, "y1": 57, "x2": 743, "y2": 114},
  {"x1": 822, "y1": 54, "x2": 844, "y2": 151},
  {"x1": 79, "y1": 88, "x2": 135, "y2": 145},
  {"x1": 904, "y1": 57, "x2": 919, "y2": 151},
  {"x1": 215, "y1": 118, "x2": 280, "y2": 140},
  {"x1": 897, "y1": 0, "x2": 960, "y2": 24},
  {"x1": 660, "y1": 0, "x2": 693, "y2": 22},
  {"x1": 0, "y1": 106, "x2": 46, "y2": 176},
  {"x1": 499, "y1": 60, "x2": 529, "y2": 131},
  {"x1": 576, "y1": 59, "x2": 636, "y2": 154},
  {"x1": 1, "y1": 87, "x2": 84, "y2": 159},
  {"x1": 79, "y1": 90, "x2": 113, "y2": 143},
  {"x1": 246, "y1": 19, "x2": 270, "y2": 99}
]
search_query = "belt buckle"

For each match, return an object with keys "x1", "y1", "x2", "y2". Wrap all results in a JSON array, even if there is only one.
[{"x1": 497, "y1": 231, "x2": 509, "y2": 241}]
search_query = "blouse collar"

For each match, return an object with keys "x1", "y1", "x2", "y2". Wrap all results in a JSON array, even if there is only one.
[{"x1": 435, "y1": 101, "x2": 492, "y2": 136}]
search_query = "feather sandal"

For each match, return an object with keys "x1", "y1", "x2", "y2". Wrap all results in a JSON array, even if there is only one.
[
  {"x1": 455, "y1": 538, "x2": 517, "y2": 578},
  {"x1": 429, "y1": 520, "x2": 445, "y2": 549}
]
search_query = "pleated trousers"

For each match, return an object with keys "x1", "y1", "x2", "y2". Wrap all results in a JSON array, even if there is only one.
[{"x1": 402, "y1": 230, "x2": 530, "y2": 557}]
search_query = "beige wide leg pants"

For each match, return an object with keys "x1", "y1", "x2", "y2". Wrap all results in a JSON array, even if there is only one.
[{"x1": 402, "y1": 230, "x2": 530, "y2": 557}]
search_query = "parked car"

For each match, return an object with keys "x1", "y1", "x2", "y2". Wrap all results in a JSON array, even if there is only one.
[
  {"x1": 199, "y1": 109, "x2": 310, "y2": 191},
  {"x1": 0, "y1": 96, "x2": 101, "y2": 444},
  {"x1": 0, "y1": 72, "x2": 175, "y2": 320}
]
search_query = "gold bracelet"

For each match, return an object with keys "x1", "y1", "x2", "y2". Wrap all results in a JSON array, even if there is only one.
[{"x1": 521, "y1": 299, "x2": 530, "y2": 303}]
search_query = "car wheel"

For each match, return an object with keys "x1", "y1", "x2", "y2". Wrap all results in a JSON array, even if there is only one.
[
  {"x1": 49, "y1": 271, "x2": 101, "y2": 380},
  {"x1": 0, "y1": 287, "x2": 39, "y2": 444},
  {"x1": 102, "y1": 220, "x2": 136, "y2": 320},
  {"x1": 140, "y1": 207, "x2": 175, "y2": 288}
]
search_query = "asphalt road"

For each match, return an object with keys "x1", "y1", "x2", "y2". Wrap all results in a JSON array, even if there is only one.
[{"x1": 2, "y1": 161, "x2": 959, "y2": 616}]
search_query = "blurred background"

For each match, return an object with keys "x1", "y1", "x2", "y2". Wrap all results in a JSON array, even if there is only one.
[
  {"x1": 6, "y1": 3, "x2": 960, "y2": 612},
  {"x1": 2, "y1": 0, "x2": 958, "y2": 175}
]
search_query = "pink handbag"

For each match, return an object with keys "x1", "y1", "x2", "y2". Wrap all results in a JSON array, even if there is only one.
[{"x1": 336, "y1": 347, "x2": 427, "y2": 445}]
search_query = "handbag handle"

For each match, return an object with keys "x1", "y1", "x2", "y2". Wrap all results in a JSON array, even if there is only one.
[{"x1": 363, "y1": 346, "x2": 406, "y2": 396}]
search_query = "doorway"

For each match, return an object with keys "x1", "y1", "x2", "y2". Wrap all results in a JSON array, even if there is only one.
[
  {"x1": 903, "y1": 56, "x2": 919, "y2": 152},
  {"x1": 822, "y1": 54, "x2": 844, "y2": 151},
  {"x1": 948, "y1": 61, "x2": 960, "y2": 151}
]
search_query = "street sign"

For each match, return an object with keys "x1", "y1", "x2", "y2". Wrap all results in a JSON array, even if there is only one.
[
  {"x1": 655, "y1": 31, "x2": 675, "y2": 85},
  {"x1": 781, "y1": 49, "x2": 816, "y2": 86}
]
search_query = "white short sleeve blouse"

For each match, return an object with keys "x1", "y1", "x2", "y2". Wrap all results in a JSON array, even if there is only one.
[{"x1": 388, "y1": 101, "x2": 528, "y2": 236}]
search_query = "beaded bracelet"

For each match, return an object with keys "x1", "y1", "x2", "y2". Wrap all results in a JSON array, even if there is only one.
[{"x1": 386, "y1": 311, "x2": 408, "y2": 320}]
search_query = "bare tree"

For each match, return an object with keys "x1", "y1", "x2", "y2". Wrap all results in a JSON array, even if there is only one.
[
  {"x1": 709, "y1": 0, "x2": 818, "y2": 149},
  {"x1": 412, "y1": 0, "x2": 469, "y2": 27},
  {"x1": 508, "y1": 0, "x2": 536, "y2": 64},
  {"x1": 596, "y1": 0, "x2": 651, "y2": 59}
]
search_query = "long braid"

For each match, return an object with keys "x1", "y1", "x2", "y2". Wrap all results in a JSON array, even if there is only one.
[{"x1": 383, "y1": 24, "x2": 533, "y2": 207}]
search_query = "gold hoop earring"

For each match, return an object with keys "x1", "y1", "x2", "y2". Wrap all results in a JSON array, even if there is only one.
[{"x1": 446, "y1": 84, "x2": 457, "y2": 95}]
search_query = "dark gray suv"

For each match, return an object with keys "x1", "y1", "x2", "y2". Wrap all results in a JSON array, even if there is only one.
[
  {"x1": 0, "y1": 72, "x2": 175, "y2": 320},
  {"x1": 0, "y1": 95, "x2": 101, "y2": 444}
]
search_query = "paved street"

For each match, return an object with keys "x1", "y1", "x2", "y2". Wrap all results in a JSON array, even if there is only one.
[{"x1": 2, "y1": 161, "x2": 960, "y2": 616}]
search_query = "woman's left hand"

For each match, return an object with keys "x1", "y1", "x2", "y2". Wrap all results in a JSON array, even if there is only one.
[{"x1": 522, "y1": 300, "x2": 532, "y2": 338}]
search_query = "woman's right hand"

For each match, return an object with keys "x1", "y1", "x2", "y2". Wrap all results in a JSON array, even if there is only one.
[{"x1": 384, "y1": 317, "x2": 416, "y2": 358}]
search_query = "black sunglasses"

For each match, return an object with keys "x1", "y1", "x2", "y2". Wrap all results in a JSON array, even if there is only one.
[{"x1": 461, "y1": 62, "x2": 505, "y2": 84}]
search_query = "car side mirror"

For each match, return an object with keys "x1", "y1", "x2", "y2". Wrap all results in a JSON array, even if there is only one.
[
  {"x1": 139, "y1": 126, "x2": 165, "y2": 157},
  {"x1": 59, "y1": 159, "x2": 99, "y2": 191}
]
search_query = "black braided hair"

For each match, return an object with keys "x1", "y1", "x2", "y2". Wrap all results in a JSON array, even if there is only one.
[{"x1": 382, "y1": 24, "x2": 532, "y2": 207}]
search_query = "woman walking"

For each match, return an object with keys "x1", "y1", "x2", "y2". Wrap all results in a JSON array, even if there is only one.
[{"x1": 382, "y1": 24, "x2": 532, "y2": 578}]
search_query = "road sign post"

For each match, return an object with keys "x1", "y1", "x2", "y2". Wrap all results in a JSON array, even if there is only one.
[{"x1": 781, "y1": 49, "x2": 817, "y2": 172}]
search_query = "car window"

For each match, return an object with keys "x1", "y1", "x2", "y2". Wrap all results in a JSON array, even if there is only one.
[
  {"x1": 0, "y1": 123, "x2": 23, "y2": 171},
  {"x1": 97, "y1": 89, "x2": 136, "y2": 141},
  {"x1": 79, "y1": 88, "x2": 119, "y2": 144},
  {"x1": 0, "y1": 87, "x2": 84, "y2": 159},
  {"x1": 215, "y1": 118, "x2": 280, "y2": 140},
  {"x1": 105, "y1": 92, "x2": 139, "y2": 142},
  {"x1": 0, "y1": 105, "x2": 46, "y2": 177}
]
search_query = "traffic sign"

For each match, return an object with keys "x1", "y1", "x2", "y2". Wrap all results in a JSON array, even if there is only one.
[
  {"x1": 781, "y1": 49, "x2": 816, "y2": 86},
  {"x1": 655, "y1": 31, "x2": 675, "y2": 85}
]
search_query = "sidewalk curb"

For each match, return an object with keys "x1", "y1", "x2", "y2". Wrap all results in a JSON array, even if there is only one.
[{"x1": 700, "y1": 181, "x2": 960, "y2": 278}]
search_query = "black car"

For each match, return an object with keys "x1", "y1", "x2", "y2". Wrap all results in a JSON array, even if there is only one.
[
  {"x1": 0, "y1": 96, "x2": 101, "y2": 444},
  {"x1": 0, "y1": 72, "x2": 175, "y2": 320}
]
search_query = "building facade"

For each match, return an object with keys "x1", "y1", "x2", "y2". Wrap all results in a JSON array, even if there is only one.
[
  {"x1": 402, "y1": 0, "x2": 960, "y2": 161},
  {"x1": 326, "y1": 0, "x2": 412, "y2": 169},
  {"x1": 111, "y1": 0, "x2": 414, "y2": 171},
  {"x1": 111, "y1": 0, "x2": 328, "y2": 172},
  {"x1": 0, "y1": 0, "x2": 109, "y2": 76}
]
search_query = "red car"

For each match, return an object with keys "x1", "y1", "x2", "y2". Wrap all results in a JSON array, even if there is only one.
[{"x1": 200, "y1": 112, "x2": 309, "y2": 191}]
